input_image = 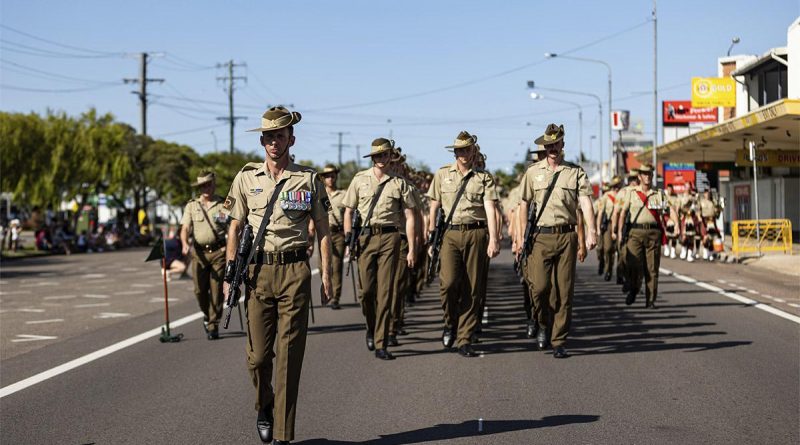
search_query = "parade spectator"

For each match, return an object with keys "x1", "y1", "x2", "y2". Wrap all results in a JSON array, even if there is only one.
[
  {"x1": 76, "y1": 230, "x2": 89, "y2": 253},
  {"x1": 9, "y1": 218, "x2": 21, "y2": 252}
]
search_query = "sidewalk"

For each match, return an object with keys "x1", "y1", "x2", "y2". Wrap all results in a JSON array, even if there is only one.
[{"x1": 742, "y1": 251, "x2": 800, "y2": 278}]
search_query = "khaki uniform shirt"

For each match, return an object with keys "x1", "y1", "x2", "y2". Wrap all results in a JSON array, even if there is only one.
[
  {"x1": 180, "y1": 195, "x2": 228, "y2": 246},
  {"x1": 327, "y1": 189, "x2": 346, "y2": 228},
  {"x1": 698, "y1": 197, "x2": 717, "y2": 219},
  {"x1": 342, "y1": 169, "x2": 416, "y2": 227},
  {"x1": 615, "y1": 185, "x2": 634, "y2": 213},
  {"x1": 427, "y1": 163, "x2": 499, "y2": 225},
  {"x1": 520, "y1": 159, "x2": 592, "y2": 227},
  {"x1": 622, "y1": 186, "x2": 669, "y2": 224},
  {"x1": 223, "y1": 162, "x2": 329, "y2": 251},
  {"x1": 506, "y1": 185, "x2": 523, "y2": 211},
  {"x1": 678, "y1": 193, "x2": 696, "y2": 215},
  {"x1": 399, "y1": 183, "x2": 424, "y2": 235},
  {"x1": 598, "y1": 191, "x2": 618, "y2": 218}
]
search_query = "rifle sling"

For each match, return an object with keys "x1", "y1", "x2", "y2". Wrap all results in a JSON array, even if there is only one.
[
  {"x1": 197, "y1": 200, "x2": 225, "y2": 247},
  {"x1": 444, "y1": 171, "x2": 476, "y2": 228},
  {"x1": 245, "y1": 178, "x2": 290, "y2": 267},
  {"x1": 531, "y1": 170, "x2": 562, "y2": 234},
  {"x1": 359, "y1": 181, "x2": 389, "y2": 248}
]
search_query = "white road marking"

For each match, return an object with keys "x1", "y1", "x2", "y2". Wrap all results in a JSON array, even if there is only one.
[
  {"x1": 148, "y1": 297, "x2": 180, "y2": 303},
  {"x1": 0, "y1": 295, "x2": 236, "y2": 398},
  {"x1": 74, "y1": 303, "x2": 111, "y2": 308},
  {"x1": 113, "y1": 290, "x2": 146, "y2": 295},
  {"x1": 18, "y1": 308, "x2": 45, "y2": 313},
  {"x1": 773, "y1": 298, "x2": 786, "y2": 303},
  {"x1": 716, "y1": 279, "x2": 727, "y2": 284},
  {"x1": 85, "y1": 279, "x2": 113, "y2": 284},
  {"x1": 0, "y1": 280, "x2": 8, "y2": 284},
  {"x1": 93, "y1": 312, "x2": 130, "y2": 319},
  {"x1": 789, "y1": 303, "x2": 800, "y2": 308},
  {"x1": 661, "y1": 267, "x2": 800, "y2": 325},
  {"x1": 19, "y1": 282, "x2": 59, "y2": 287},
  {"x1": 82, "y1": 294, "x2": 109, "y2": 299},
  {"x1": 82, "y1": 273, "x2": 106, "y2": 279},
  {"x1": 131, "y1": 283, "x2": 155, "y2": 288},
  {"x1": 746, "y1": 290, "x2": 759, "y2": 295},
  {"x1": 25, "y1": 319, "x2": 64, "y2": 325},
  {"x1": 43, "y1": 295, "x2": 76, "y2": 300},
  {"x1": 11, "y1": 334, "x2": 58, "y2": 343},
  {"x1": 120, "y1": 267, "x2": 139, "y2": 272}
]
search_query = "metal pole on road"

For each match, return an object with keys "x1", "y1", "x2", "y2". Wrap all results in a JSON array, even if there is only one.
[
  {"x1": 652, "y1": 0, "x2": 659, "y2": 185},
  {"x1": 750, "y1": 141, "x2": 761, "y2": 257}
]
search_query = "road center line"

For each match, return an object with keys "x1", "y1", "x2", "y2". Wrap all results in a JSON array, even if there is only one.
[
  {"x1": 25, "y1": 319, "x2": 64, "y2": 325},
  {"x1": 0, "y1": 267, "x2": 323, "y2": 399},
  {"x1": 660, "y1": 267, "x2": 800, "y2": 325}
]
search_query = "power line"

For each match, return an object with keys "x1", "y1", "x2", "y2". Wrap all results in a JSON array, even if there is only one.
[
  {"x1": 154, "y1": 123, "x2": 227, "y2": 138},
  {"x1": 0, "y1": 39, "x2": 120, "y2": 59},
  {"x1": 0, "y1": 83, "x2": 121, "y2": 93},
  {"x1": 0, "y1": 24, "x2": 124, "y2": 57},
  {"x1": 304, "y1": 18, "x2": 652, "y2": 113},
  {"x1": 0, "y1": 59, "x2": 117, "y2": 85}
]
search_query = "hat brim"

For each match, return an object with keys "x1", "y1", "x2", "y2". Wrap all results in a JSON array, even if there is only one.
[
  {"x1": 246, "y1": 112, "x2": 302, "y2": 132},
  {"x1": 319, "y1": 169, "x2": 339, "y2": 176},
  {"x1": 192, "y1": 178, "x2": 214, "y2": 187},
  {"x1": 534, "y1": 134, "x2": 564, "y2": 146},
  {"x1": 363, "y1": 147, "x2": 394, "y2": 158}
]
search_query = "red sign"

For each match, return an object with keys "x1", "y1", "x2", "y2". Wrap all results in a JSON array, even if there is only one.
[
  {"x1": 664, "y1": 169, "x2": 696, "y2": 194},
  {"x1": 663, "y1": 100, "x2": 718, "y2": 125}
]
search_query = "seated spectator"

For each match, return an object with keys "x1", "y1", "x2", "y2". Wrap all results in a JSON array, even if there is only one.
[
  {"x1": 35, "y1": 227, "x2": 52, "y2": 251},
  {"x1": 161, "y1": 237, "x2": 188, "y2": 281},
  {"x1": 76, "y1": 230, "x2": 89, "y2": 253}
]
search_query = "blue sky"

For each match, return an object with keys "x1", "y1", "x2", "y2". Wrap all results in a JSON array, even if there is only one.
[{"x1": 1, "y1": 1, "x2": 796, "y2": 173}]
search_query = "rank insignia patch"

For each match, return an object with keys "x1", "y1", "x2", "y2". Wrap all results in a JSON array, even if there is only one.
[{"x1": 223, "y1": 196, "x2": 236, "y2": 210}]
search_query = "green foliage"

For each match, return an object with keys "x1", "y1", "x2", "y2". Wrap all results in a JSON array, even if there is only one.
[
  {"x1": 199, "y1": 150, "x2": 263, "y2": 199},
  {"x1": 492, "y1": 162, "x2": 527, "y2": 196}
]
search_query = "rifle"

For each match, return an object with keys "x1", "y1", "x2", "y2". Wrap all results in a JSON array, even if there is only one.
[
  {"x1": 425, "y1": 207, "x2": 445, "y2": 285},
  {"x1": 621, "y1": 211, "x2": 632, "y2": 245},
  {"x1": 223, "y1": 224, "x2": 253, "y2": 330},
  {"x1": 516, "y1": 201, "x2": 537, "y2": 282},
  {"x1": 344, "y1": 210, "x2": 362, "y2": 300},
  {"x1": 600, "y1": 211, "x2": 609, "y2": 234}
]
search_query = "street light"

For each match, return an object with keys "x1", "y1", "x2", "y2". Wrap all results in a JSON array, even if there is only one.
[
  {"x1": 527, "y1": 81, "x2": 603, "y2": 183},
  {"x1": 727, "y1": 37, "x2": 741, "y2": 57},
  {"x1": 544, "y1": 53, "x2": 613, "y2": 175},
  {"x1": 529, "y1": 92, "x2": 584, "y2": 164}
]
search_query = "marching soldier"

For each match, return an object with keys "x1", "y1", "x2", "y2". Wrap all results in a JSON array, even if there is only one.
[
  {"x1": 594, "y1": 186, "x2": 606, "y2": 276},
  {"x1": 663, "y1": 184, "x2": 680, "y2": 258},
  {"x1": 595, "y1": 176, "x2": 622, "y2": 282},
  {"x1": 319, "y1": 165, "x2": 346, "y2": 309},
  {"x1": 677, "y1": 182, "x2": 697, "y2": 260},
  {"x1": 222, "y1": 106, "x2": 333, "y2": 444},
  {"x1": 180, "y1": 171, "x2": 229, "y2": 340},
  {"x1": 617, "y1": 164, "x2": 673, "y2": 308},
  {"x1": 698, "y1": 188, "x2": 721, "y2": 261},
  {"x1": 519, "y1": 124, "x2": 596, "y2": 359},
  {"x1": 343, "y1": 138, "x2": 417, "y2": 360},
  {"x1": 427, "y1": 131, "x2": 500, "y2": 357},
  {"x1": 610, "y1": 169, "x2": 638, "y2": 289}
]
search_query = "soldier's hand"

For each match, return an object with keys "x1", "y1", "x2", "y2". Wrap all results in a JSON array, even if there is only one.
[
  {"x1": 222, "y1": 281, "x2": 231, "y2": 305},
  {"x1": 181, "y1": 244, "x2": 190, "y2": 256},
  {"x1": 321, "y1": 271, "x2": 332, "y2": 305},
  {"x1": 611, "y1": 232, "x2": 617, "y2": 241},
  {"x1": 407, "y1": 250, "x2": 416, "y2": 269},
  {"x1": 487, "y1": 238, "x2": 500, "y2": 259},
  {"x1": 586, "y1": 231, "x2": 597, "y2": 251},
  {"x1": 578, "y1": 247, "x2": 587, "y2": 263},
  {"x1": 427, "y1": 245, "x2": 434, "y2": 258}
]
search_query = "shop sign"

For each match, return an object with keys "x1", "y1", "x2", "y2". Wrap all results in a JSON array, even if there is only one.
[
  {"x1": 663, "y1": 100, "x2": 718, "y2": 124},
  {"x1": 691, "y1": 77, "x2": 736, "y2": 107},
  {"x1": 735, "y1": 149, "x2": 800, "y2": 167}
]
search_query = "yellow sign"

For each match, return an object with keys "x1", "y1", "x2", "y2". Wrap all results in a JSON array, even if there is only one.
[
  {"x1": 692, "y1": 77, "x2": 736, "y2": 107},
  {"x1": 735, "y1": 149, "x2": 800, "y2": 167}
]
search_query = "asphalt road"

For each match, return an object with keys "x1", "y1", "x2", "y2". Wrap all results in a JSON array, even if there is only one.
[{"x1": 1, "y1": 246, "x2": 798, "y2": 444}]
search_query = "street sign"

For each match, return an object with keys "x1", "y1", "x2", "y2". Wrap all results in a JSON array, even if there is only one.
[
  {"x1": 691, "y1": 77, "x2": 736, "y2": 107},
  {"x1": 611, "y1": 110, "x2": 630, "y2": 131}
]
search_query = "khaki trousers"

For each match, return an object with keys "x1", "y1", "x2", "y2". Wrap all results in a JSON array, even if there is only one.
[
  {"x1": 390, "y1": 236, "x2": 410, "y2": 335},
  {"x1": 416, "y1": 248, "x2": 427, "y2": 295},
  {"x1": 245, "y1": 261, "x2": 311, "y2": 442},
  {"x1": 358, "y1": 232, "x2": 400, "y2": 349},
  {"x1": 438, "y1": 227, "x2": 489, "y2": 348},
  {"x1": 625, "y1": 228, "x2": 662, "y2": 305},
  {"x1": 602, "y1": 230, "x2": 616, "y2": 276},
  {"x1": 329, "y1": 231, "x2": 346, "y2": 304},
  {"x1": 617, "y1": 237, "x2": 628, "y2": 280},
  {"x1": 192, "y1": 247, "x2": 226, "y2": 330},
  {"x1": 526, "y1": 232, "x2": 577, "y2": 347},
  {"x1": 596, "y1": 228, "x2": 604, "y2": 262}
]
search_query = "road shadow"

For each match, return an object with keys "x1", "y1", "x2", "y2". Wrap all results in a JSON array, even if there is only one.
[{"x1": 295, "y1": 415, "x2": 600, "y2": 444}]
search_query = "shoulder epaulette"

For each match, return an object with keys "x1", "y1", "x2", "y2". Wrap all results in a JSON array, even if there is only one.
[
  {"x1": 241, "y1": 161, "x2": 262, "y2": 172},
  {"x1": 438, "y1": 165, "x2": 450, "y2": 171}
]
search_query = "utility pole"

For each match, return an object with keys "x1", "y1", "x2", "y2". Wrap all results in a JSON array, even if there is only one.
[
  {"x1": 355, "y1": 144, "x2": 362, "y2": 168},
  {"x1": 652, "y1": 0, "x2": 659, "y2": 185},
  {"x1": 123, "y1": 52, "x2": 164, "y2": 137},
  {"x1": 216, "y1": 60, "x2": 247, "y2": 153},
  {"x1": 331, "y1": 132, "x2": 351, "y2": 168}
]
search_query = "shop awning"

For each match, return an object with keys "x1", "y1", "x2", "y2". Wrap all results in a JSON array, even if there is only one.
[{"x1": 638, "y1": 99, "x2": 800, "y2": 163}]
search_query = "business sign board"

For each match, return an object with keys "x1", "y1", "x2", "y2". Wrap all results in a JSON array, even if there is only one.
[
  {"x1": 663, "y1": 163, "x2": 696, "y2": 194},
  {"x1": 691, "y1": 77, "x2": 736, "y2": 107},
  {"x1": 663, "y1": 100, "x2": 718, "y2": 125},
  {"x1": 611, "y1": 110, "x2": 630, "y2": 131},
  {"x1": 735, "y1": 149, "x2": 800, "y2": 168}
]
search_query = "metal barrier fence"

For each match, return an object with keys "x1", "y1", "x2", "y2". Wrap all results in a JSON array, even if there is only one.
[{"x1": 731, "y1": 219, "x2": 793, "y2": 258}]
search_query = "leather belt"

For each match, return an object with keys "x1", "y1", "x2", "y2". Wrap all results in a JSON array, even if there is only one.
[
  {"x1": 251, "y1": 248, "x2": 308, "y2": 265},
  {"x1": 196, "y1": 241, "x2": 224, "y2": 253},
  {"x1": 330, "y1": 225, "x2": 343, "y2": 233},
  {"x1": 362, "y1": 225, "x2": 399, "y2": 235},
  {"x1": 448, "y1": 221, "x2": 487, "y2": 231},
  {"x1": 537, "y1": 225, "x2": 575, "y2": 234},
  {"x1": 632, "y1": 223, "x2": 659, "y2": 230}
]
